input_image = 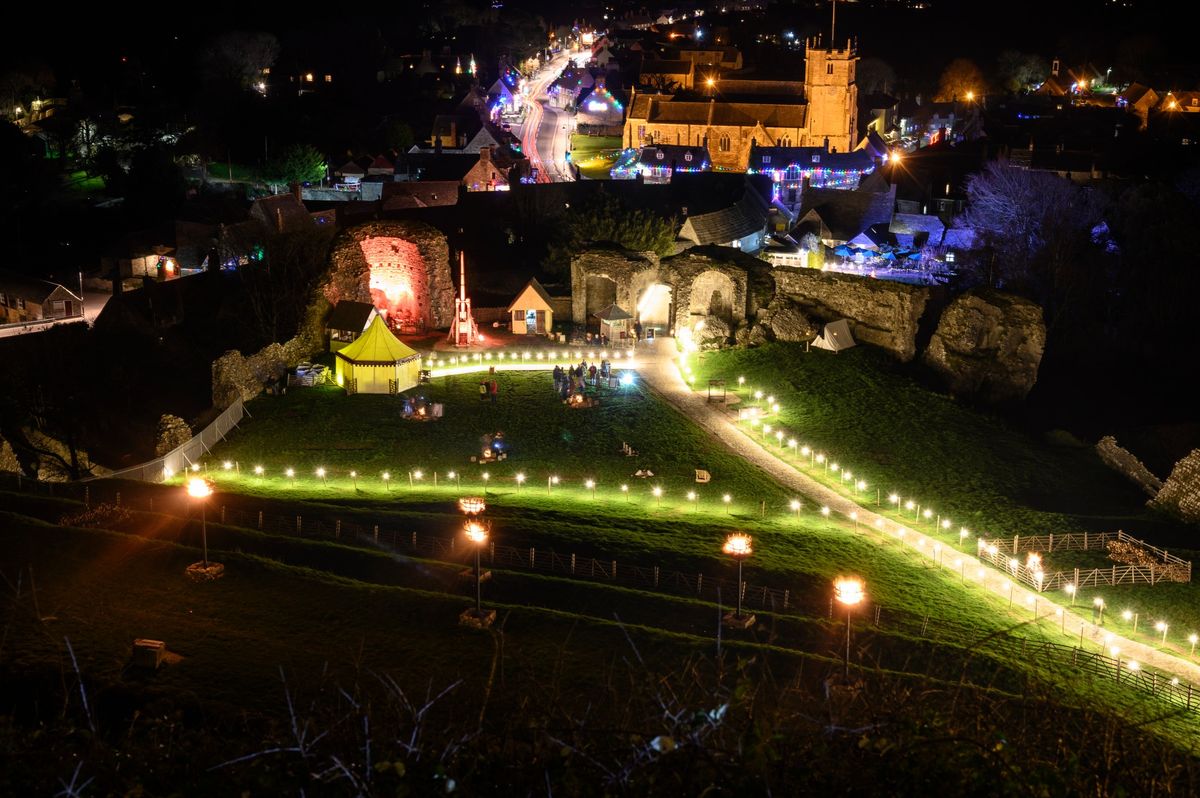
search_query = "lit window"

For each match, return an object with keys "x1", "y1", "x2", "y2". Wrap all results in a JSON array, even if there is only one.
[
  {"x1": 762, "y1": 155, "x2": 771, "y2": 164},
  {"x1": 656, "y1": 150, "x2": 664, "y2": 160},
  {"x1": 812, "y1": 154, "x2": 820, "y2": 164},
  {"x1": 827, "y1": 62, "x2": 833, "y2": 75},
  {"x1": 325, "y1": 74, "x2": 332, "y2": 83},
  {"x1": 305, "y1": 73, "x2": 314, "y2": 82},
  {"x1": 684, "y1": 152, "x2": 693, "y2": 162}
]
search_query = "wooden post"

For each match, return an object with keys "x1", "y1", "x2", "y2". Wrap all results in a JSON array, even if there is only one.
[
  {"x1": 530, "y1": 547, "x2": 536, "y2": 568},
  {"x1": 697, "y1": 573, "x2": 703, "y2": 594},
  {"x1": 1049, "y1": 533, "x2": 1054, "y2": 551},
  {"x1": 84, "y1": 486, "x2": 89, "y2": 507},
  {"x1": 783, "y1": 589, "x2": 789, "y2": 608},
  {"x1": 654, "y1": 565, "x2": 660, "y2": 587},
  {"x1": 1112, "y1": 565, "x2": 1117, "y2": 585},
  {"x1": 296, "y1": 515, "x2": 302, "y2": 535},
  {"x1": 335, "y1": 520, "x2": 341, "y2": 539},
  {"x1": 1013, "y1": 534, "x2": 1019, "y2": 554},
  {"x1": 571, "y1": 553, "x2": 576, "y2": 574},
  {"x1": 116, "y1": 492, "x2": 121, "y2": 506},
  {"x1": 1084, "y1": 530, "x2": 1088, "y2": 549},
  {"x1": 611, "y1": 560, "x2": 617, "y2": 579},
  {"x1": 373, "y1": 525, "x2": 379, "y2": 543},
  {"x1": 412, "y1": 531, "x2": 417, "y2": 548}
]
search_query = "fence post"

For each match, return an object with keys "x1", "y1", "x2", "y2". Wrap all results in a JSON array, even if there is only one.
[
  {"x1": 697, "y1": 573, "x2": 703, "y2": 595},
  {"x1": 1112, "y1": 565, "x2": 1116, "y2": 585},
  {"x1": 1074, "y1": 567, "x2": 1079, "y2": 588},
  {"x1": 373, "y1": 525, "x2": 379, "y2": 543},
  {"x1": 412, "y1": 531, "x2": 417, "y2": 548},
  {"x1": 258, "y1": 511, "x2": 263, "y2": 530},
  {"x1": 874, "y1": 605, "x2": 881, "y2": 626},
  {"x1": 1049, "y1": 533, "x2": 1054, "y2": 551},
  {"x1": 611, "y1": 560, "x2": 616, "y2": 579},
  {"x1": 490, "y1": 541, "x2": 495, "y2": 562},
  {"x1": 116, "y1": 492, "x2": 121, "y2": 506},
  {"x1": 296, "y1": 516, "x2": 302, "y2": 535},
  {"x1": 571, "y1": 553, "x2": 576, "y2": 575},
  {"x1": 335, "y1": 520, "x2": 341, "y2": 540},
  {"x1": 654, "y1": 566, "x2": 659, "y2": 587},
  {"x1": 783, "y1": 589, "x2": 789, "y2": 608},
  {"x1": 530, "y1": 548, "x2": 536, "y2": 568},
  {"x1": 1013, "y1": 534, "x2": 1019, "y2": 554},
  {"x1": 84, "y1": 486, "x2": 89, "y2": 508},
  {"x1": 1084, "y1": 530, "x2": 1088, "y2": 549}
]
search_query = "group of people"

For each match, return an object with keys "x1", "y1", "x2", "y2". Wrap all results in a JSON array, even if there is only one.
[
  {"x1": 552, "y1": 360, "x2": 612, "y2": 401},
  {"x1": 478, "y1": 379, "x2": 499, "y2": 402}
]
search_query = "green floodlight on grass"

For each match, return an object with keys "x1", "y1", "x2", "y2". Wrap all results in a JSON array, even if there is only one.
[
  {"x1": 621, "y1": 484, "x2": 629, "y2": 502},
  {"x1": 723, "y1": 494, "x2": 732, "y2": 514},
  {"x1": 516, "y1": 472, "x2": 526, "y2": 494},
  {"x1": 316, "y1": 467, "x2": 327, "y2": 486},
  {"x1": 585, "y1": 479, "x2": 596, "y2": 500},
  {"x1": 382, "y1": 471, "x2": 391, "y2": 492},
  {"x1": 350, "y1": 470, "x2": 358, "y2": 489}
]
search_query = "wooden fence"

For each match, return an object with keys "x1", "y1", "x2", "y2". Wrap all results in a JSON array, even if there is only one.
[{"x1": 978, "y1": 530, "x2": 1191, "y2": 590}]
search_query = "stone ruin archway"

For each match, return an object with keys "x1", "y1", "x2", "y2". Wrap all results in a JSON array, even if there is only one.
[
  {"x1": 687, "y1": 269, "x2": 737, "y2": 327},
  {"x1": 325, "y1": 220, "x2": 455, "y2": 331},
  {"x1": 584, "y1": 274, "x2": 619, "y2": 324}
]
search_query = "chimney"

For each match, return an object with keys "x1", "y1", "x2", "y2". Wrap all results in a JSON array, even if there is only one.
[{"x1": 479, "y1": 145, "x2": 491, "y2": 165}]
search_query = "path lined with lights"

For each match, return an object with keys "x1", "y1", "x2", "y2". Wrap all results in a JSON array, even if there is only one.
[
  {"x1": 518, "y1": 53, "x2": 570, "y2": 183},
  {"x1": 636, "y1": 337, "x2": 1200, "y2": 689}
]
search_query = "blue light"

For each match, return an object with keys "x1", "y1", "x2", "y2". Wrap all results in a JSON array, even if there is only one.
[{"x1": 620, "y1": 373, "x2": 635, "y2": 387}]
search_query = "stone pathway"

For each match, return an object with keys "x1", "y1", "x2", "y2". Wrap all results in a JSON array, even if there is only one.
[{"x1": 635, "y1": 337, "x2": 1200, "y2": 689}]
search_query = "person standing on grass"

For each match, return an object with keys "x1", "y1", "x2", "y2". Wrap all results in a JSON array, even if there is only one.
[
  {"x1": 489, "y1": 379, "x2": 498, "y2": 403},
  {"x1": 479, "y1": 381, "x2": 488, "y2": 401}
]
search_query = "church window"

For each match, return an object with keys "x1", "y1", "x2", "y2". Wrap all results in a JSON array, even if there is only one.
[
  {"x1": 719, "y1": 134, "x2": 731, "y2": 152},
  {"x1": 826, "y1": 62, "x2": 834, "y2": 75}
]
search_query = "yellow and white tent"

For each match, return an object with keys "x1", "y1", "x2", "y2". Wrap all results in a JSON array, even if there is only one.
[{"x1": 334, "y1": 315, "x2": 421, "y2": 394}]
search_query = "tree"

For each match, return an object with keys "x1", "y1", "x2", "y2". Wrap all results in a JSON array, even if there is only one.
[
  {"x1": 239, "y1": 226, "x2": 334, "y2": 346},
  {"x1": 995, "y1": 51, "x2": 1046, "y2": 94},
  {"x1": 382, "y1": 119, "x2": 414, "y2": 152},
  {"x1": 544, "y1": 190, "x2": 677, "y2": 275},
  {"x1": 956, "y1": 161, "x2": 1105, "y2": 330},
  {"x1": 857, "y1": 58, "x2": 897, "y2": 95},
  {"x1": 202, "y1": 31, "x2": 280, "y2": 88},
  {"x1": 263, "y1": 144, "x2": 326, "y2": 192},
  {"x1": 935, "y1": 58, "x2": 985, "y2": 102}
]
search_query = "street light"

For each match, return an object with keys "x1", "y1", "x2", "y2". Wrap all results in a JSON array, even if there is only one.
[
  {"x1": 1094, "y1": 597, "x2": 1106, "y2": 625},
  {"x1": 1156, "y1": 621, "x2": 1169, "y2": 645},
  {"x1": 723, "y1": 534, "x2": 753, "y2": 621},
  {"x1": 448, "y1": 470, "x2": 460, "y2": 489},
  {"x1": 316, "y1": 467, "x2": 326, "y2": 486},
  {"x1": 834, "y1": 577, "x2": 865, "y2": 681},
  {"x1": 687, "y1": 490, "x2": 698, "y2": 510},
  {"x1": 187, "y1": 478, "x2": 214, "y2": 567},
  {"x1": 350, "y1": 470, "x2": 358, "y2": 489},
  {"x1": 382, "y1": 471, "x2": 391, "y2": 491},
  {"x1": 586, "y1": 479, "x2": 596, "y2": 499},
  {"x1": 1123, "y1": 609, "x2": 1138, "y2": 633},
  {"x1": 820, "y1": 506, "x2": 831, "y2": 517},
  {"x1": 621, "y1": 484, "x2": 629, "y2": 502},
  {"x1": 481, "y1": 472, "x2": 490, "y2": 493},
  {"x1": 723, "y1": 493, "x2": 732, "y2": 514},
  {"x1": 1064, "y1": 583, "x2": 1076, "y2": 605},
  {"x1": 516, "y1": 472, "x2": 526, "y2": 493},
  {"x1": 790, "y1": 499, "x2": 801, "y2": 518},
  {"x1": 653, "y1": 486, "x2": 663, "y2": 507},
  {"x1": 547, "y1": 475, "x2": 559, "y2": 495},
  {"x1": 464, "y1": 520, "x2": 488, "y2": 620},
  {"x1": 1189, "y1": 634, "x2": 1198, "y2": 657}
]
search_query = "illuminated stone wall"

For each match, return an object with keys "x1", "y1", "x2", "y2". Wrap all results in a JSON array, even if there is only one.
[{"x1": 325, "y1": 221, "x2": 454, "y2": 329}]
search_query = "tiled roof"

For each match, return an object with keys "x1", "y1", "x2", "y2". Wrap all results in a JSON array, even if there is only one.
[
  {"x1": 644, "y1": 100, "x2": 806, "y2": 128},
  {"x1": 748, "y1": 145, "x2": 874, "y2": 173},
  {"x1": 795, "y1": 183, "x2": 896, "y2": 243},
  {"x1": 0, "y1": 269, "x2": 77, "y2": 304},
  {"x1": 679, "y1": 187, "x2": 769, "y2": 245}
]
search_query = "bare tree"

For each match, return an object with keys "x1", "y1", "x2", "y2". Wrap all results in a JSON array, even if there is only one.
[
  {"x1": 857, "y1": 57, "x2": 897, "y2": 95},
  {"x1": 202, "y1": 31, "x2": 281, "y2": 88}
]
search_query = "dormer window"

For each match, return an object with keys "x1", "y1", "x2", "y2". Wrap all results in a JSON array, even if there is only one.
[
  {"x1": 656, "y1": 150, "x2": 664, "y2": 160},
  {"x1": 761, "y1": 155, "x2": 771, "y2": 164},
  {"x1": 684, "y1": 152, "x2": 693, "y2": 162},
  {"x1": 812, "y1": 154, "x2": 820, "y2": 164}
]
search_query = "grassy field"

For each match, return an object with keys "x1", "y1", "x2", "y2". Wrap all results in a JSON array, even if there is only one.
[
  {"x1": 570, "y1": 133, "x2": 622, "y2": 179},
  {"x1": 689, "y1": 343, "x2": 1200, "y2": 656}
]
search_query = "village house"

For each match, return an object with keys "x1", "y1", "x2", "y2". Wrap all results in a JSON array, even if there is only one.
[{"x1": 0, "y1": 270, "x2": 84, "y2": 324}]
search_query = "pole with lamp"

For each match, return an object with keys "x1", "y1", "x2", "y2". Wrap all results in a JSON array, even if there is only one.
[
  {"x1": 834, "y1": 577, "x2": 865, "y2": 682},
  {"x1": 457, "y1": 497, "x2": 495, "y2": 628},
  {"x1": 185, "y1": 478, "x2": 224, "y2": 580},
  {"x1": 721, "y1": 534, "x2": 755, "y2": 629}
]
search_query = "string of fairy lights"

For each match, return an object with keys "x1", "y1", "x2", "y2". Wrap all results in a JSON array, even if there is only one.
[{"x1": 671, "y1": 342, "x2": 1200, "y2": 671}]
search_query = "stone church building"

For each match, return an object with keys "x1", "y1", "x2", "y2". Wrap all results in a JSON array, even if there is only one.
[{"x1": 623, "y1": 38, "x2": 859, "y2": 171}]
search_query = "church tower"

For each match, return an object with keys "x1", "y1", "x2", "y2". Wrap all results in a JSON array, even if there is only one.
[{"x1": 803, "y1": 37, "x2": 858, "y2": 153}]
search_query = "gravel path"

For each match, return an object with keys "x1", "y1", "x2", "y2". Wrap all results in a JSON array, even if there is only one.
[{"x1": 636, "y1": 337, "x2": 1200, "y2": 689}]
